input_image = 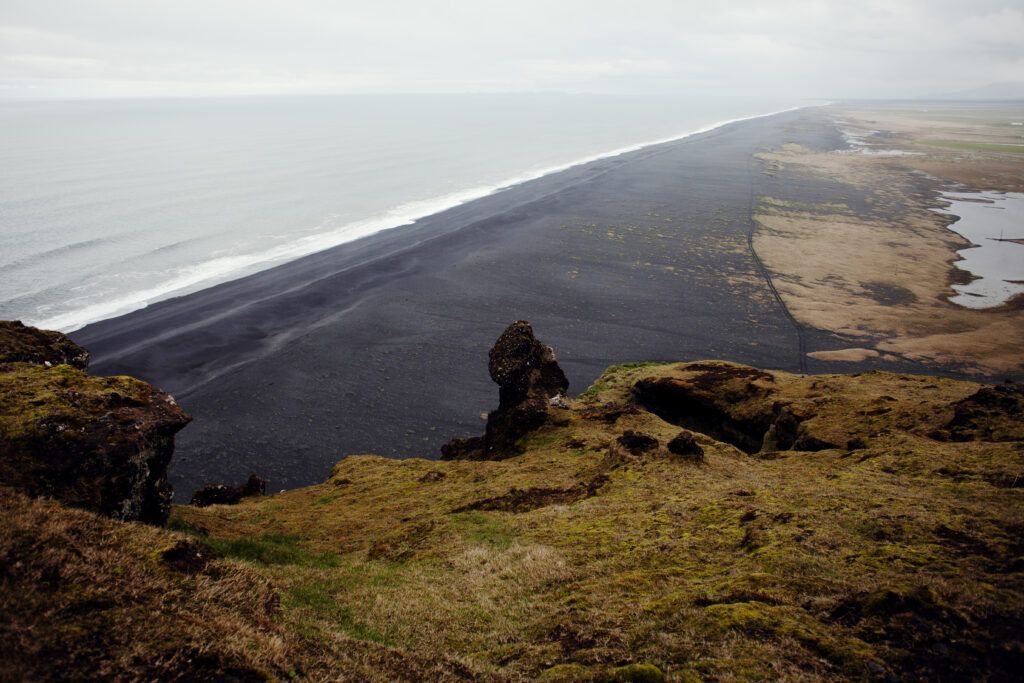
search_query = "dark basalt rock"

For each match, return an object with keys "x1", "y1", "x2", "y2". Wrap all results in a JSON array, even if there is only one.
[
  {"x1": 667, "y1": 431, "x2": 704, "y2": 461},
  {"x1": 191, "y1": 474, "x2": 267, "y2": 507},
  {"x1": 442, "y1": 320, "x2": 568, "y2": 460},
  {"x1": 0, "y1": 322, "x2": 191, "y2": 525},
  {"x1": 239, "y1": 473, "x2": 267, "y2": 497},
  {"x1": 632, "y1": 375, "x2": 775, "y2": 454},
  {"x1": 937, "y1": 382, "x2": 1024, "y2": 442},
  {"x1": 631, "y1": 365, "x2": 844, "y2": 454},
  {"x1": 616, "y1": 430, "x2": 659, "y2": 455},
  {"x1": 452, "y1": 474, "x2": 608, "y2": 513},
  {"x1": 0, "y1": 320, "x2": 90, "y2": 369},
  {"x1": 487, "y1": 320, "x2": 569, "y2": 402}
]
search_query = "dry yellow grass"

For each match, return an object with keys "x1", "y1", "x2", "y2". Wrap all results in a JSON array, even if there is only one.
[
  {"x1": 0, "y1": 485, "x2": 501, "y2": 682},
  {"x1": 752, "y1": 106, "x2": 1024, "y2": 376},
  {"x1": 164, "y1": 361, "x2": 1024, "y2": 681}
]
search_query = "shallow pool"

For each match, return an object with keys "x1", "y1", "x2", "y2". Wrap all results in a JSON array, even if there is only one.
[{"x1": 933, "y1": 191, "x2": 1024, "y2": 308}]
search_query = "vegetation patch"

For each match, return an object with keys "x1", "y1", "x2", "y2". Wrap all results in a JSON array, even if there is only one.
[
  {"x1": 206, "y1": 533, "x2": 342, "y2": 568},
  {"x1": 452, "y1": 475, "x2": 609, "y2": 513},
  {"x1": 915, "y1": 139, "x2": 1024, "y2": 154}
]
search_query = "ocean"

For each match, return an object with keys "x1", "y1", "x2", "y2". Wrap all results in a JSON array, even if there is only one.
[{"x1": 0, "y1": 94, "x2": 800, "y2": 332}]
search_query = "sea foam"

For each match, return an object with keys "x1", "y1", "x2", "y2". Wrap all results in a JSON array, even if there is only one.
[{"x1": 4, "y1": 97, "x2": 810, "y2": 332}]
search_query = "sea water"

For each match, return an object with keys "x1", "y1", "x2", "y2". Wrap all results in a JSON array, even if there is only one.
[{"x1": 0, "y1": 94, "x2": 801, "y2": 331}]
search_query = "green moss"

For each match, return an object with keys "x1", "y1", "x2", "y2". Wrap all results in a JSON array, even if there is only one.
[
  {"x1": 862, "y1": 585, "x2": 943, "y2": 618},
  {"x1": 602, "y1": 663, "x2": 666, "y2": 682},
  {"x1": 522, "y1": 430, "x2": 563, "y2": 449},
  {"x1": 166, "y1": 518, "x2": 206, "y2": 537},
  {"x1": 703, "y1": 602, "x2": 876, "y2": 671},
  {"x1": 450, "y1": 511, "x2": 515, "y2": 548},
  {"x1": 577, "y1": 362, "x2": 669, "y2": 402},
  {"x1": 148, "y1": 361, "x2": 1022, "y2": 679},
  {"x1": 207, "y1": 533, "x2": 341, "y2": 568},
  {"x1": 0, "y1": 363, "x2": 153, "y2": 441},
  {"x1": 283, "y1": 580, "x2": 392, "y2": 645},
  {"x1": 538, "y1": 663, "x2": 592, "y2": 682}
]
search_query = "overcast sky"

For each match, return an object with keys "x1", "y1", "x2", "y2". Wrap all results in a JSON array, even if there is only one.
[{"x1": 1, "y1": 1, "x2": 1022, "y2": 100}]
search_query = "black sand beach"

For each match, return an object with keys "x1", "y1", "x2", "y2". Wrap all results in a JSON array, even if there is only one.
[{"x1": 74, "y1": 108, "x2": 954, "y2": 498}]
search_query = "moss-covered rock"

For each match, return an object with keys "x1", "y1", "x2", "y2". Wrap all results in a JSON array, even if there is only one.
[
  {"x1": 0, "y1": 320, "x2": 89, "y2": 369},
  {"x1": 601, "y1": 663, "x2": 666, "y2": 682},
  {"x1": 4, "y1": 323, "x2": 1023, "y2": 680},
  {"x1": 0, "y1": 325, "x2": 191, "y2": 524}
]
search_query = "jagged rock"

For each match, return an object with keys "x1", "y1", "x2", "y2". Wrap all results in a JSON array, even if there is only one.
[
  {"x1": 667, "y1": 431, "x2": 704, "y2": 461},
  {"x1": 240, "y1": 473, "x2": 267, "y2": 497},
  {"x1": 191, "y1": 474, "x2": 267, "y2": 507},
  {"x1": 442, "y1": 320, "x2": 568, "y2": 460},
  {"x1": 0, "y1": 320, "x2": 90, "y2": 369},
  {"x1": 487, "y1": 320, "x2": 568, "y2": 401},
  {"x1": 936, "y1": 382, "x2": 1024, "y2": 442},
  {"x1": 631, "y1": 363, "x2": 850, "y2": 454},
  {"x1": 440, "y1": 435, "x2": 485, "y2": 460},
  {"x1": 617, "y1": 430, "x2": 659, "y2": 454},
  {"x1": 0, "y1": 352, "x2": 190, "y2": 525}
]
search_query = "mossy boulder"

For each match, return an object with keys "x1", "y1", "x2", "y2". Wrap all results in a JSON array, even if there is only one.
[
  {"x1": 0, "y1": 324, "x2": 191, "y2": 524},
  {"x1": 0, "y1": 320, "x2": 89, "y2": 369},
  {"x1": 601, "y1": 663, "x2": 666, "y2": 682}
]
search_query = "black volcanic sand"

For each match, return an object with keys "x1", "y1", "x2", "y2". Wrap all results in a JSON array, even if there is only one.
[{"x1": 74, "y1": 108, "x2": 965, "y2": 498}]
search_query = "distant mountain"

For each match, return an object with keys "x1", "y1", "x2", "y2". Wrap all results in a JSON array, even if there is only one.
[{"x1": 928, "y1": 82, "x2": 1024, "y2": 101}]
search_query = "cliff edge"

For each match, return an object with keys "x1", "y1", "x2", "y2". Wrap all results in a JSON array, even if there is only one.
[
  {"x1": 0, "y1": 321, "x2": 190, "y2": 524},
  {"x1": 1, "y1": 321, "x2": 1022, "y2": 681}
]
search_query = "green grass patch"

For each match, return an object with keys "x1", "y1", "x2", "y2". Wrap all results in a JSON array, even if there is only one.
[
  {"x1": 577, "y1": 362, "x2": 670, "y2": 402},
  {"x1": 450, "y1": 511, "x2": 515, "y2": 548},
  {"x1": 915, "y1": 139, "x2": 1024, "y2": 154},
  {"x1": 283, "y1": 579, "x2": 392, "y2": 645},
  {"x1": 207, "y1": 533, "x2": 341, "y2": 568},
  {"x1": 521, "y1": 430, "x2": 562, "y2": 449}
]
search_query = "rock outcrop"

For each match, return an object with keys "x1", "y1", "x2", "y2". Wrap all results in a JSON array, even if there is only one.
[
  {"x1": 936, "y1": 381, "x2": 1024, "y2": 442},
  {"x1": 666, "y1": 430, "x2": 704, "y2": 461},
  {"x1": 191, "y1": 473, "x2": 267, "y2": 507},
  {"x1": 442, "y1": 320, "x2": 568, "y2": 460},
  {"x1": 0, "y1": 321, "x2": 190, "y2": 524},
  {"x1": 0, "y1": 320, "x2": 90, "y2": 369}
]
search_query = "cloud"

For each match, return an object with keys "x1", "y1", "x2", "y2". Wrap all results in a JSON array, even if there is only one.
[{"x1": 0, "y1": 0, "x2": 1022, "y2": 98}]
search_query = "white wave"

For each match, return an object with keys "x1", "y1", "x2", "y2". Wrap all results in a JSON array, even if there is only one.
[{"x1": 35, "y1": 103, "x2": 813, "y2": 333}]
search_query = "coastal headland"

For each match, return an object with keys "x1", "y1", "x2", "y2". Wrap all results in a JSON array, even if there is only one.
[
  {"x1": 3, "y1": 319, "x2": 1022, "y2": 680},
  {"x1": 73, "y1": 104, "x2": 1024, "y2": 497}
]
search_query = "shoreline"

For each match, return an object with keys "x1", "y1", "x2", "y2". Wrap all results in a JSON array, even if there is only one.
[
  {"x1": 752, "y1": 102, "x2": 1024, "y2": 377},
  {"x1": 73, "y1": 106, "x2": 1001, "y2": 498},
  {"x1": 35, "y1": 104, "x2": 811, "y2": 334}
]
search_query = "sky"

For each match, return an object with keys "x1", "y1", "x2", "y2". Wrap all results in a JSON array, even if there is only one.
[{"x1": 1, "y1": 0, "x2": 1022, "y2": 100}]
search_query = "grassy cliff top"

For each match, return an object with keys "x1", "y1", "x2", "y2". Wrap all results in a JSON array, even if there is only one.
[
  {"x1": 169, "y1": 361, "x2": 1021, "y2": 681},
  {"x1": 3, "y1": 360, "x2": 1022, "y2": 681}
]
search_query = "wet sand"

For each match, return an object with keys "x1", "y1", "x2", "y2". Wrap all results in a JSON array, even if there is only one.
[{"x1": 73, "y1": 108, "x2": 974, "y2": 497}]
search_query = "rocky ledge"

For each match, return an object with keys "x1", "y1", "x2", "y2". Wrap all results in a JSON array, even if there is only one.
[
  {"x1": 1, "y1": 320, "x2": 1022, "y2": 681},
  {"x1": 0, "y1": 321, "x2": 190, "y2": 524}
]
